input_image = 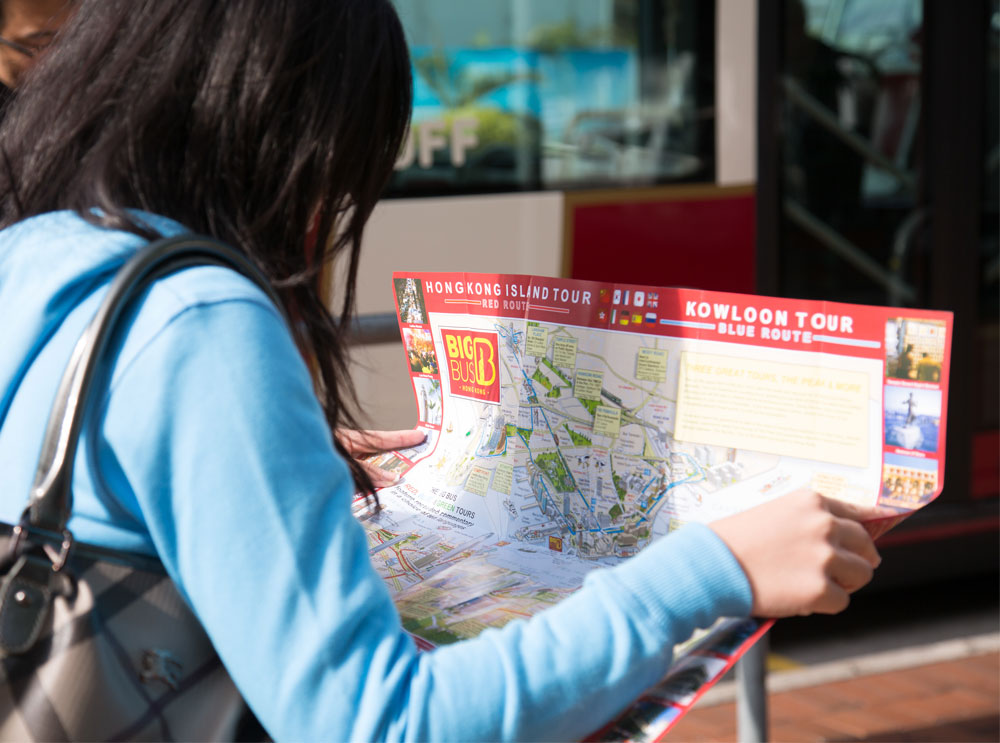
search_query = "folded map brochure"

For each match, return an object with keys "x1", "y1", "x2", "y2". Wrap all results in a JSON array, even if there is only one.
[{"x1": 354, "y1": 271, "x2": 953, "y2": 742}]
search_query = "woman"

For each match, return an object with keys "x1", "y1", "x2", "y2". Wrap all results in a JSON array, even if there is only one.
[{"x1": 0, "y1": 1, "x2": 883, "y2": 740}]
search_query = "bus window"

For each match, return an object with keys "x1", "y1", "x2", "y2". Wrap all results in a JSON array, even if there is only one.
[
  {"x1": 780, "y1": 0, "x2": 924, "y2": 306},
  {"x1": 764, "y1": 0, "x2": 999, "y2": 511},
  {"x1": 389, "y1": 0, "x2": 715, "y2": 196}
]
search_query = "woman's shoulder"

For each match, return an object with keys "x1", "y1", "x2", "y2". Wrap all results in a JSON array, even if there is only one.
[
  {"x1": 0, "y1": 209, "x2": 289, "y2": 409},
  {"x1": 0, "y1": 210, "x2": 308, "y2": 551},
  {"x1": 1, "y1": 208, "x2": 284, "y2": 342}
]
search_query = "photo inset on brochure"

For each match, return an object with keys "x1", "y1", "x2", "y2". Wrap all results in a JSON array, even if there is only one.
[
  {"x1": 605, "y1": 701, "x2": 682, "y2": 742},
  {"x1": 403, "y1": 327, "x2": 438, "y2": 375},
  {"x1": 884, "y1": 385, "x2": 942, "y2": 453},
  {"x1": 881, "y1": 453, "x2": 938, "y2": 508},
  {"x1": 413, "y1": 377, "x2": 442, "y2": 425},
  {"x1": 647, "y1": 654, "x2": 729, "y2": 707},
  {"x1": 394, "y1": 277, "x2": 428, "y2": 326},
  {"x1": 364, "y1": 451, "x2": 411, "y2": 477},
  {"x1": 884, "y1": 317, "x2": 947, "y2": 382}
]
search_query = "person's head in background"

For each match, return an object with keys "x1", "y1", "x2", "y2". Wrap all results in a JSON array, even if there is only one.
[
  {"x1": 0, "y1": 0, "x2": 71, "y2": 92},
  {"x1": 0, "y1": 0, "x2": 413, "y2": 492}
]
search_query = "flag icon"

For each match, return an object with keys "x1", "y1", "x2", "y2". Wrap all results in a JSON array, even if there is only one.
[
  {"x1": 619, "y1": 311, "x2": 631, "y2": 326},
  {"x1": 645, "y1": 312, "x2": 657, "y2": 323},
  {"x1": 599, "y1": 289, "x2": 611, "y2": 304},
  {"x1": 613, "y1": 289, "x2": 622, "y2": 305},
  {"x1": 598, "y1": 310, "x2": 608, "y2": 322},
  {"x1": 631, "y1": 313, "x2": 642, "y2": 324},
  {"x1": 610, "y1": 310, "x2": 617, "y2": 324},
  {"x1": 634, "y1": 291, "x2": 645, "y2": 307}
]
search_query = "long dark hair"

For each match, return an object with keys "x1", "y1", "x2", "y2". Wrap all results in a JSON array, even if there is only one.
[{"x1": 0, "y1": 0, "x2": 413, "y2": 494}]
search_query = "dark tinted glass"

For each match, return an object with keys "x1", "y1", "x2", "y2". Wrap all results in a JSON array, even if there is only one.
[{"x1": 779, "y1": 0, "x2": 924, "y2": 306}]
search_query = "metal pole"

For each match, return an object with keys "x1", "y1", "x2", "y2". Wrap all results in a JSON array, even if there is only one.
[
  {"x1": 345, "y1": 312, "x2": 402, "y2": 346},
  {"x1": 736, "y1": 633, "x2": 769, "y2": 743}
]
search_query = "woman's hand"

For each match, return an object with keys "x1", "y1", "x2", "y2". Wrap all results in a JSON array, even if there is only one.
[
  {"x1": 337, "y1": 428, "x2": 426, "y2": 487},
  {"x1": 709, "y1": 490, "x2": 889, "y2": 618}
]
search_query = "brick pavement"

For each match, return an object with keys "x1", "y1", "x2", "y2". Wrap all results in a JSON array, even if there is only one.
[{"x1": 667, "y1": 651, "x2": 999, "y2": 742}]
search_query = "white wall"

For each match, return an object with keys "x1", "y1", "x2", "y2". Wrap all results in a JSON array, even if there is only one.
[
  {"x1": 716, "y1": 0, "x2": 758, "y2": 186},
  {"x1": 343, "y1": 192, "x2": 564, "y2": 430}
]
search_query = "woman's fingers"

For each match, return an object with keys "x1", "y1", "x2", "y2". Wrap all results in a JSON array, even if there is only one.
[
  {"x1": 338, "y1": 428, "x2": 426, "y2": 456},
  {"x1": 832, "y1": 516, "x2": 882, "y2": 569},
  {"x1": 709, "y1": 490, "x2": 883, "y2": 618},
  {"x1": 357, "y1": 458, "x2": 402, "y2": 488},
  {"x1": 824, "y1": 496, "x2": 897, "y2": 525},
  {"x1": 337, "y1": 429, "x2": 426, "y2": 488},
  {"x1": 812, "y1": 579, "x2": 851, "y2": 616},
  {"x1": 827, "y1": 543, "x2": 876, "y2": 595}
]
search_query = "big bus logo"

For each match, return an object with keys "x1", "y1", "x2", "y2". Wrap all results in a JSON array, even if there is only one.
[{"x1": 441, "y1": 329, "x2": 500, "y2": 404}]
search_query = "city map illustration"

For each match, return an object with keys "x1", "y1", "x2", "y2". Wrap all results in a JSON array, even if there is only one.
[{"x1": 359, "y1": 273, "x2": 953, "y2": 741}]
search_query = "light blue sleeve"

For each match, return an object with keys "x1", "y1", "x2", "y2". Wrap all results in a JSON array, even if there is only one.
[{"x1": 99, "y1": 296, "x2": 753, "y2": 742}]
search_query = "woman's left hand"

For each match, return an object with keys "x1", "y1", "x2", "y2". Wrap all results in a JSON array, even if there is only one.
[{"x1": 337, "y1": 428, "x2": 426, "y2": 487}]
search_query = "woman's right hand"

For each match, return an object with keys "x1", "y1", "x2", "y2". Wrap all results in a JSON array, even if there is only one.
[{"x1": 709, "y1": 490, "x2": 889, "y2": 618}]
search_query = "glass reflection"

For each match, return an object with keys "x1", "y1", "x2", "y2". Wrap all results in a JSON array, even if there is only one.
[
  {"x1": 780, "y1": 0, "x2": 924, "y2": 305},
  {"x1": 390, "y1": 0, "x2": 714, "y2": 195}
]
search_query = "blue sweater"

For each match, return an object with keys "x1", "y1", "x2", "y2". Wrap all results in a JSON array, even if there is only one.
[{"x1": 0, "y1": 211, "x2": 752, "y2": 741}]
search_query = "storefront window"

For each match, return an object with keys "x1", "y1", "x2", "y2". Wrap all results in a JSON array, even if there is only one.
[{"x1": 389, "y1": 0, "x2": 715, "y2": 196}]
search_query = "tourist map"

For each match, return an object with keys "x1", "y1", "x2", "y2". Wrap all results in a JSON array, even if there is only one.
[{"x1": 357, "y1": 272, "x2": 953, "y2": 741}]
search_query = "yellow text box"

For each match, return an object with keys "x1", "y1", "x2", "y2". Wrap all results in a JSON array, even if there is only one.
[
  {"x1": 525, "y1": 325, "x2": 548, "y2": 357},
  {"x1": 674, "y1": 352, "x2": 869, "y2": 468},
  {"x1": 465, "y1": 465, "x2": 492, "y2": 497},
  {"x1": 492, "y1": 463, "x2": 513, "y2": 495},
  {"x1": 553, "y1": 336, "x2": 578, "y2": 368},
  {"x1": 636, "y1": 348, "x2": 667, "y2": 382},
  {"x1": 593, "y1": 405, "x2": 622, "y2": 438},
  {"x1": 574, "y1": 369, "x2": 604, "y2": 401}
]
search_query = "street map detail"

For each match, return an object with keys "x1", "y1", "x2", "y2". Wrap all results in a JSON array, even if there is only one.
[{"x1": 357, "y1": 273, "x2": 953, "y2": 741}]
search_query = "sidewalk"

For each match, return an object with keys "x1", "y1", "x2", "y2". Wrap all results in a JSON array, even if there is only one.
[{"x1": 668, "y1": 637, "x2": 999, "y2": 741}]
